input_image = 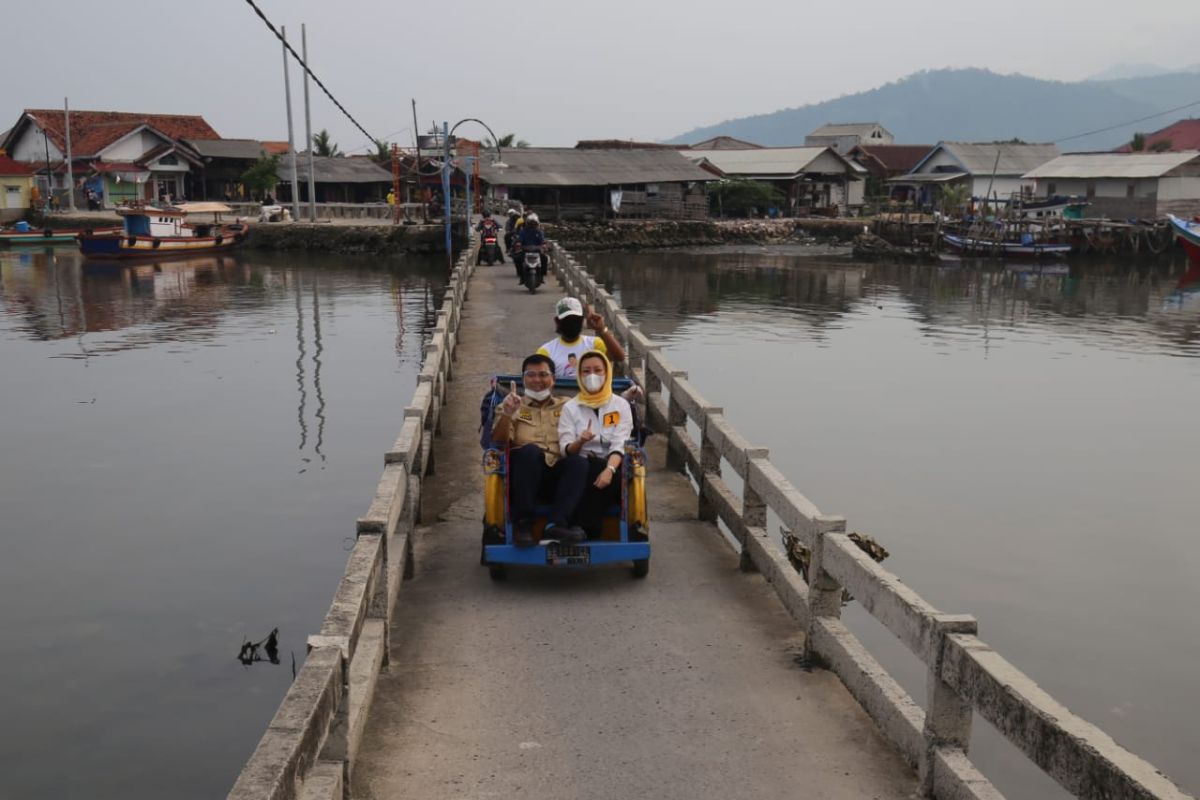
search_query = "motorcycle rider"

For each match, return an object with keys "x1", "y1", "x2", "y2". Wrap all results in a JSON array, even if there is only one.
[
  {"x1": 517, "y1": 212, "x2": 547, "y2": 285},
  {"x1": 503, "y1": 208, "x2": 520, "y2": 259},
  {"x1": 476, "y1": 212, "x2": 503, "y2": 265}
]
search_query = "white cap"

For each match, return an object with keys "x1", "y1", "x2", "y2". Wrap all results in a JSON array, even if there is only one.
[{"x1": 555, "y1": 297, "x2": 584, "y2": 319}]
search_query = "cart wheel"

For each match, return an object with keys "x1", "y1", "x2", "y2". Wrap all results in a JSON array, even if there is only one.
[
  {"x1": 632, "y1": 559, "x2": 650, "y2": 579},
  {"x1": 488, "y1": 564, "x2": 507, "y2": 582}
]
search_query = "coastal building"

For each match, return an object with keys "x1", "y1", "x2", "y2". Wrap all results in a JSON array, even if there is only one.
[
  {"x1": 477, "y1": 148, "x2": 712, "y2": 220},
  {"x1": 1022, "y1": 151, "x2": 1200, "y2": 219},
  {"x1": 805, "y1": 123, "x2": 893, "y2": 153},
  {"x1": 1116, "y1": 119, "x2": 1200, "y2": 153},
  {"x1": 0, "y1": 155, "x2": 35, "y2": 221},
  {"x1": 274, "y1": 155, "x2": 393, "y2": 204},
  {"x1": 846, "y1": 144, "x2": 933, "y2": 197},
  {"x1": 183, "y1": 138, "x2": 273, "y2": 201},
  {"x1": 889, "y1": 141, "x2": 1060, "y2": 205},
  {"x1": 685, "y1": 146, "x2": 866, "y2": 215},
  {"x1": 688, "y1": 136, "x2": 763, "y2": 150},
  {"x1": 0, "y1": 109, "x2": 219, "y2": 207}
]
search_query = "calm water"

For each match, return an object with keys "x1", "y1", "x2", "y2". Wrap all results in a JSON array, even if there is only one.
[
  {"x1": 583, "y1": 248, "x2": 1200, "y2": 798},
  {"x1": 0, "y1": 248, "x2": 444, "y2": 799}
]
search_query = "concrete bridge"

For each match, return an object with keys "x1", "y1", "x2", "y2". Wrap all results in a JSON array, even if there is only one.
[{"x1": 228, "y1": 237, "x2": 1193, "y2": 800}]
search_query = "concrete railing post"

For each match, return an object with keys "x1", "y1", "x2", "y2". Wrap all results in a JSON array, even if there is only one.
[
  {"x1": 919, "y1": 614, "x2": 978, "y2": 796},
  {"x1": 739, "y1": 447, "x2": 770, "y2": 571},
  {"x1": 664, "y1": 370, "x2": 689, "y2": 474},
  {"x1": 697, "y1": 411, "x2": 724, "y2": 521},
  {"x1": 804, "y1": 515, "x2": 847, "y2": 665}
]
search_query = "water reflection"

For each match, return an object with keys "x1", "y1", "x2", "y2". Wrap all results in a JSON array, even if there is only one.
[
  {"x1": 0, "y1": 248, "x2": 444, "y2": 800},
  {"x1": 587, "y1": 250, "x2": 1200, "y2": 358}
]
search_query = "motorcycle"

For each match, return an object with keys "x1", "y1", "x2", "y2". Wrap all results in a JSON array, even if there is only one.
[
  {"x1": 478, "y1": 230, "x2": 503, "y2": 265},
  {"x1": 520, "y1": 248, "x2": 546, "y2": 293}
]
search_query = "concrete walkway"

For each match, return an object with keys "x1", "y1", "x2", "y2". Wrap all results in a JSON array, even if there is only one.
[{"x1": 351, "y1": 260, "x2": 918, "y2": 799}]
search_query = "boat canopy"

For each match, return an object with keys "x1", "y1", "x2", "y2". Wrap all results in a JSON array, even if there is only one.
[{"x1": 176, "y1": 202, "x2": 233, "y2": 215}]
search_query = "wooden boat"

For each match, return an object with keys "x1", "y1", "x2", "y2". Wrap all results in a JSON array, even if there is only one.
[
  {"x1": 1166, "y1": 214, "x2": 1200, "y2": 265},
  {"x1": 0, "y1": 224, "x2": 120, "y2": 246},
  {"x1": 77, "y1": 202, "x2": 248, "y2": 260},
  {"x1": 942, "y1": 231, "x2": 1071, "y2": 259}
]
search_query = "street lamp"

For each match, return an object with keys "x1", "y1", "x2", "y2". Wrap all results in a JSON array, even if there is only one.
[{"x1": 439, "y1": 118, "x2": 507, "y2": 269}]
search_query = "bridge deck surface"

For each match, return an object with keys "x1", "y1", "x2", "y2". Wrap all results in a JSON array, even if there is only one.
[{"x1": 352, "y1": 260, "x2": 917, "y2": 799}]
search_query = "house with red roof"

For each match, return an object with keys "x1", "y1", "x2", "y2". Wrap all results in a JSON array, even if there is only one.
[
  {"x1": 1116, "y1": 119, "x2": 1200, "y2": 153},
  {"x1": 0, "y1": 155, "x2": 36, "y2": 221},
  {"x1": 1, "y1": 109, "x2": 220, "y2": 208}
]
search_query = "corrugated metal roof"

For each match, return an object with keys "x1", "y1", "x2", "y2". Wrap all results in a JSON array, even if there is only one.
[
  {"x1": 889, "y1": 171, "x2": 969, "y2": 184},
  {"x1": 689, "y1": 136, "x2": 763, "y2": 150},
  {"x1": 185, "y1": 138, "x2": 269, "y2": 159},
  {"x1": 477, "y1": 148, "x2": 712, "y2": 187},
  {"x1": 1023, "y1": 151, "x2": 1200, "y2": 179},
  {"x1": 924, "y1": 142, "x2": 1060, "y2": 175},
  {"x1": 682, "y1": 147, "x2": 850, "y2": 178},
  {"x1": 283, "y1": 155, "x2": 392, "y2": 184}
]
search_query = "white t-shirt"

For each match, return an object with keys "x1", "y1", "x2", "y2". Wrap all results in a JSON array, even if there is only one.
[
  {"x1": 537, "y1": 335, "x2": 607, "y2": 379},
  {"x1": 558, "y1": 394, "x2": 633, "y2": 459}
]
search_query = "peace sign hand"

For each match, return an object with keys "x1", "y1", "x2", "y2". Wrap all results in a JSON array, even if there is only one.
[
  {"x1": 500, "y1": 381, "x2": 521, "y2": 417},
  {"x1": 584, "y1": 304, "x2": 606, "y2": 333}
]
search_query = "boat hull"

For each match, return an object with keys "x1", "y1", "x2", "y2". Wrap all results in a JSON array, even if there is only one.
[
  {"x1": 78, "y1": 230, "x2": 248, "y2": 260},
  {"x1": 1167, "y1": 215, "x2": 1200, "y2": 265},
  {"x1": 942, "y1": 232, "x2": 1071, "y2": 259},
  {"x1": 0, "y1": 227, "x2": 120, "y2": 246}
]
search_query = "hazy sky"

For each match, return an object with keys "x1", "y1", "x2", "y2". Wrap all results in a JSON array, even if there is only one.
[{"x1": 2, "y1": 0, "x2": 1197, "y2": 151}]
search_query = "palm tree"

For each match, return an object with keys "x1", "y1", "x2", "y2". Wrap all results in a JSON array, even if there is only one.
[
  {"x1": 486, "y1": 133, "x2": 530, "y2": 149},
  {"x1": 312, "y1": 129, "x2": 341, "y2": 157},
  {"x1": 371, "y1": 139, "x2": 392, "y2": 166},
  {"x1": 939, "y1": 183, "x2": 970, "y2": 216}
]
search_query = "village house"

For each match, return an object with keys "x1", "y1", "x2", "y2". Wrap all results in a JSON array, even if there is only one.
[
  {"x1": 685, "y1": 146, "x2": 866, "y2": 215},
  {"x1": 1116, "y1": 119, "x2": 1200, "y2": 153},
  {"x1": 889, "y1": 141, "x2": 1060, "y2": 205},
  {"x1": 0, "y1": 109, "x2": 220, "y2": 208},
  {"x1": 805, "y1": 123, "x2": 893, "y2": 153},
  {"x1": 845, "y1": 144, "x2": 933, "y2": 198},
  {"x1": 0, "y1": 155, "x2": 35, "y2": 221},
  {"x1": 1022, "y1": 151, "x2": 1200, "y2": 220},
  {"x1": 183, "y1": 138, "x2": 273, "y2": 201},
  {"x1": 477, "y1": 148, "x2": 712, "y2": 220}
]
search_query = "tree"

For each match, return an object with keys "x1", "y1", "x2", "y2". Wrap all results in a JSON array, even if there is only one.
[
  {"x1": 312, "y1": 129, "x2": 341, "y2": 157},
  {"x1": 371, "y1": 139, "x2": 392, "y2": 166},
  {"x1": 241, "y1": 154, "x2": 282, "y2": 198},
  {"x1": 706, "y1": 179, "x2": 785, "y2": 217},
  {"x1": 1130, "y1": 132, "x2": 1146, "y2": 152},
  {"x1": 1149, "y1": 139, "x2": 1174, "y2": 153},
  {"x1": 486, "y1": 133, "x2": 530, "y2": 149},
  {"x1": 939, "y1": 182, "x2": 970, "y2": 216}
]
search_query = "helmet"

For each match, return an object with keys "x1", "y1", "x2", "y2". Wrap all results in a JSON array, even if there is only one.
[{"x1": 526, "y1": 213, "x2": 539, "y2": 224}]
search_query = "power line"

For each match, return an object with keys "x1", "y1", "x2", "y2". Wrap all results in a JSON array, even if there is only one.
[
  {"x1": 242, "y1": 0, "x2": 377, "y2": 146},
  {"x1": 1055, "y1": 98, "x2": 1200, "y2": 144}
]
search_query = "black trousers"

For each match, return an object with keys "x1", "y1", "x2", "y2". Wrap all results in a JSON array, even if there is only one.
[{"x1": 509, "y1": 447, "x2": 619, "y2": 533}]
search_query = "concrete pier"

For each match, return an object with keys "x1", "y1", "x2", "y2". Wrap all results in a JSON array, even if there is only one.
[{"x1": 347, "y1": 260, "x2": 917, "y2": 799}]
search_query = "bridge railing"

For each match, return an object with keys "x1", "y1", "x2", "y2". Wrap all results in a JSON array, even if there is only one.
[
  {"x1": 548, "y1": 241, "x2": 1192, "y2": 800},
  {"x1": 227, "y1": 237, "x2": 477, "y2": 800}
]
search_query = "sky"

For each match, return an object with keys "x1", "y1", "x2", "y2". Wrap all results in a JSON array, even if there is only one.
[{"x1": 1, "y1": 0, "x2": 1197, "y2": 152}]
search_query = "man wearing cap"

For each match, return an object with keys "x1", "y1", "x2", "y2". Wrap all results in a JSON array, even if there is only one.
[{"x1": 538, "y1": 297, "x2": 627, "y2": 379}]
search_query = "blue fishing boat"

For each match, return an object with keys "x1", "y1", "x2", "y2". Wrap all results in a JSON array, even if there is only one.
[{"x1": 77, "y1": 202, "x2": 247, "y2": 260}]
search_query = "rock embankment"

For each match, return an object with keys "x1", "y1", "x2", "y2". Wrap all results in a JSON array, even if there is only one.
[
  {"x1": 245, "y1": 222, "x2": 449, "y2": 255},
  {"x1": 543, "y1": 218, "x2": 867, "y2": 250}
]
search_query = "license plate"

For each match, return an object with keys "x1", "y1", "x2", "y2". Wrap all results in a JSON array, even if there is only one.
[{"x1": 546, "y1": 543, "x2": 590, "y2": 566}]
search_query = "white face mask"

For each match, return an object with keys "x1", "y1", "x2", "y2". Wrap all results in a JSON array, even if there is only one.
[
  {"x1": 582, "y1": 373, "x2": 605, "y2": 393},
  {"x1": 525, "y1": 387, "x2": 551, "y2": 401}
]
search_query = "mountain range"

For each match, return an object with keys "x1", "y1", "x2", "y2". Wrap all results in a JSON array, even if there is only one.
[{"x1": 667, "y1": 68, "x2": 1200, "y2": 152}]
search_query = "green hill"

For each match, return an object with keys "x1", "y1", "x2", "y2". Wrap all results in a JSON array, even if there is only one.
[{"x1": 668, "y1": 68, "x2": 1200, "y2": 151}]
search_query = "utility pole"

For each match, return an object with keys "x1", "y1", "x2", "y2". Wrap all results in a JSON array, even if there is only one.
[
  {"x1": 302, "y1": 24, "x2": 316, "y2": 221},
  {"x1": 442, "y1": 121, "x2": 452, "y2": 270},
  {"x1": 64, "y1": 98, "x2": 76, "y2": 211},
  {"x1": 412, "y1": 99, "x2": 423, "y2": 221},
  {"x1": 281, "y1": 25, "x2": 301, "y2": 221}
]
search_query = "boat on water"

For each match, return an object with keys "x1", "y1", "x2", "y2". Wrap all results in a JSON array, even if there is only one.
[
  {"x1": 941, "y1": 231, "x2": 1072, "y2": 259},
  {"x1": 0, "y1": 222, "x2": 121, "y2": 246},
  {"x1": 1167, "y1": 214, "x2": 1200, "y2": 265},
  {"x1": 77, "y1": 202, "x2": 248, "y2": 260}
]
